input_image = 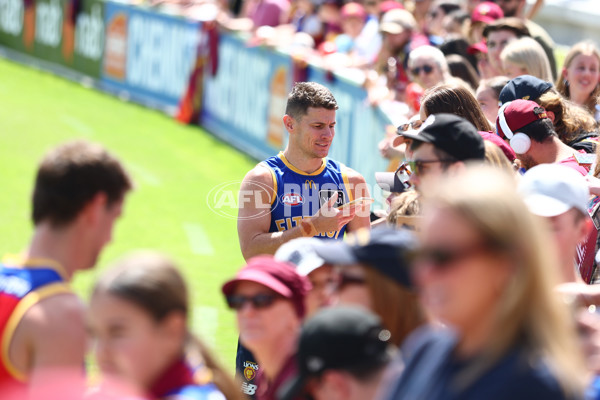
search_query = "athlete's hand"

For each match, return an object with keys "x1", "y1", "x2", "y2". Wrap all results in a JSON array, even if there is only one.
[{"x1": 311, "y1": 192, "x2": 357, "y2": 234}]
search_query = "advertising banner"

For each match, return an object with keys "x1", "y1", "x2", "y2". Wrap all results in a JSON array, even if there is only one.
[
  {"x1": 101, "y1": 2, "x2": 202, "y2": 111},
  {"x1": 0, "y1": 0, "x2": 105, "y2": 77},
  {"x1": 201, "y1": 31, "x2": 391, "y2": 200},
  {"x1": 201, "y1": 33, "x2": 292, "y2": 160},
  {"x1": 307, "y1": 67, "x2": 392, "y2": 200}
]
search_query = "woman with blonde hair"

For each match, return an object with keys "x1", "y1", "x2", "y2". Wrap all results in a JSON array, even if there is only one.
[
  {"x1": 483, "y1": 140, "x2": 515, "y2": 173},
  {"x1": 420, "y1": 82, "x2": 493, "y2": 131},
  {"x1": 386, "y1": 166, "x2": 587, "y2": 399},
  {"x1": 537, "y1": 90, "x2": 598, "y2": 152},
  {"x1": 556, "y1": 41, "x2": 600, "y2": 115},
  {"x1": 500, "y1": 36, "x2": 553, "y2": 81}
]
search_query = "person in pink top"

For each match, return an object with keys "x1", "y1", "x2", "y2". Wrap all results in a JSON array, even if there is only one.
[{"x1": 496, "y1": 99, "x2": 589, "y2": 175}]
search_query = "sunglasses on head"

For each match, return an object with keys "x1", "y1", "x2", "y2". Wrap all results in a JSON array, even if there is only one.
[
  {"x1": 226, "y1": 293, "x2": 280, "y2": 310},
  {"x1": 397, "y1": 120, "x2": 423, "y2": 133},
  {"x1": 411, "y1": 65, "x2": 434, "y2": 76}
]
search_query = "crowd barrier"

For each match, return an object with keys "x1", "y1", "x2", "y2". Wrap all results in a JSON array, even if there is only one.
[{"x1": 0, "y1": 0, "x2": 392, "y2": 205}]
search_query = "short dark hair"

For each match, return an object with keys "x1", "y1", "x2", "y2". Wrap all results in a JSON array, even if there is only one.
[
  {"x1": 32, "y1": 140, "x2": 132, "y2": 226},
  {"x1": 482, "y1": 17, "x2": 530, "y2": 39},
  {"x1": 285, "y1": 82, "x2": 338, "y2": 120},
  {"x1": 519, "y1": 118, "x2": 556, "y2": 144}
]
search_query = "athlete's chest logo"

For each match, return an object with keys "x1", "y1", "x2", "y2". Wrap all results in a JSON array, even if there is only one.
[{"x1": 280, "y1": 193, "x2": 304, "y2": 206}]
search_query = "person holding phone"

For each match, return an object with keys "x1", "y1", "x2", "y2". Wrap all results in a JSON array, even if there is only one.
[
  {"x1": 238, "y1": 82, "x2": 371, "y2": 261},
  {"x1": 236, "y1": 82, "x2": 371, "y2": 397}
]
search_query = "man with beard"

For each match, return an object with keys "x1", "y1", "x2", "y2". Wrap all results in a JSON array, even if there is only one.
[
  {"x1": 236, "y1": 81, "x2": 370, "y2": 398},
  {"x1": 238, "y1": 81, "x2": 370, "y2": 261},
  {"x1": 496, "y1": 99, "x2": 588, "y2": 175},
  {"x1": 395, "y1": 113, "x2": 486, "y2": 196}
]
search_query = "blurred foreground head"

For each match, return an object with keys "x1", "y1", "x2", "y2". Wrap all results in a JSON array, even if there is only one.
[
  {"x1": 413, "y1": 165, "x2": 585, "y2": 396},
  {"x1": 91, "y1": 251, "x2": 239, "y2": 399}
]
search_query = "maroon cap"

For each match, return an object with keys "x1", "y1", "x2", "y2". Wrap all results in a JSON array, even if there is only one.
[
  {"x1": 341, "y1": 2, "x2": 367, "y2": 19},
  {"x1": 478, "y1": 131, "x2": 516, "y2": 162},
  {"x1": 467, "y1": 41, "x2": 487, "y2": 55},
  {"x1": 471, "y1": 2, "x2": 503, "y2": 24},
  {"x1": 379, "y1": 0, "x2": 404, "y2": 14},
  {"x1": 222, "y1": 255, "x2": 311, "y2": 317},
  {"x1": 495, "y1": 99, "x2": 549, "y2": 139}
]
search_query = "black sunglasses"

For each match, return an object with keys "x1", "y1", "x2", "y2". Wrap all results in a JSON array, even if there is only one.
[
  {"x1": 226, "y1": 293, "x2": 280, "y2": 310},
  {"x1": 406, "y1": 159, "x2": 451, "y2": 176},
  {"x1": 416, "y1": 242, "x2": 495, "y2": 272},
  {"x1": 411, "y1": 65, "x2": 434, "y2": 76}
]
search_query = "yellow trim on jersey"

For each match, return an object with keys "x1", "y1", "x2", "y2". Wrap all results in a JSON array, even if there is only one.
[
  {"x1": 341, "y1": 166, "x2": 354, "y2": 203},
  {"x1": 259, "y1": 162, "x2": 278, "y2": 205},
  {"x1": 1, "y1": 282, "x2": 73, "y2": 382},
  {"x1": 2, "y1": 255, "x2": 69, "y2": 282},
  {"x1": 278, "y1": 152, "x2": 326, "y2": 176}
]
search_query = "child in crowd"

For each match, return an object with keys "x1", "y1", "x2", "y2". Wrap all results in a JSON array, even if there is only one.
[{"x1": 89, "y1": 251, "x2": 240, "y2": 400}]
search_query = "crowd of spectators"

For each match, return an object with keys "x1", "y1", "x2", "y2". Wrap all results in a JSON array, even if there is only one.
[{"x1": 8, "y1": 1, "x2": 600, "y2": 400}]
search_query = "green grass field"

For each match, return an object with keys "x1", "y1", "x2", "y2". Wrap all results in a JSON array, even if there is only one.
[{"x1": 0, "y1": 56, "x2": 255, "y2": 369}]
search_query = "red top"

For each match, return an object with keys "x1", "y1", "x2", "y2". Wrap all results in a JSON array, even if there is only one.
[
  {"x1": 0, "y1": 258, "x2": 70, "y2": 395},
  {"x1": 255, "y1": 355, "x2": 298, "y2": 400},
  {"x1": 557, "y1": 150, "x2": 589, "y2": 176}
]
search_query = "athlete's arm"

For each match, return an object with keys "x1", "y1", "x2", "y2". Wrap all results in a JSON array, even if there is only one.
[
  {"x1": 344, "y1": 167, "x2": 372, "y2": 233},
  {"x1": 238, "y1": 165, "x2": 356, "y2": 260},
  {"x1": 17, "y1": 293, "x2": 87, "y2": 399}
]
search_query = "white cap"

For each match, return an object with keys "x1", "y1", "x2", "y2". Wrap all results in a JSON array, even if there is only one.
[
  {"x1": 275, "y1": 238, "x2": 326, "y2": 276},
  {"x1": 518, "y1": 164, "x2": 589, "y2": 217}
]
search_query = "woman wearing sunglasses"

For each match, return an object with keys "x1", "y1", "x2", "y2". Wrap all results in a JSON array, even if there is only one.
[
  {"x1": 222, "y1": 256, "x2": 311, "y2": 400},
  {"x1": 387, "y1": 166, "x2": 587, "y2": 399},
  {"x1": 407, "y1": 45, "x2": 451, "y2": 90},
  {"x1": 88, "y1": 251, "x2": 241, "y2": 400},
  {"x1": 314, "y1": 227, "x2": 424, "y2": 347}
]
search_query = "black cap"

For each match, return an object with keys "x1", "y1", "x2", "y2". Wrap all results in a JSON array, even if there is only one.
[
  {"x1": 313, "y1": 227, "x2": 416, "y2": 288},
  {"x1": 499, "y1": 75, "x2": 553, "y2": 105},
  {"x1": 277, "y1": 306, "x2": 392, "y2": 400},
  {"x1": 399, "y1": 114, "x2": 485, "y2": 161}
]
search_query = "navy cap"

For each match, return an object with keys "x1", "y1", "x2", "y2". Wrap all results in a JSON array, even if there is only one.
[
  {"x1": 399, "y1": 114, "x2": 485, "y2": 161},
  {"x1": 499, "y1": 75, "x2": 553, "y2": 105},
  {"x1": 313, "y1": 227, "x2": 417, "y2": 288},
  {"x1": 277, "y1": 307, "x2": 392, "y2": 400}
]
